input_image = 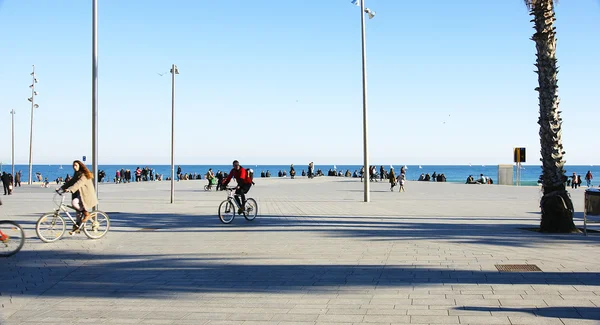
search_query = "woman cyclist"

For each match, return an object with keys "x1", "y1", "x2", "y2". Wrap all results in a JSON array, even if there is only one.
[{"x1": 58, "y1": 160, "x2": 98, "y2": 233}]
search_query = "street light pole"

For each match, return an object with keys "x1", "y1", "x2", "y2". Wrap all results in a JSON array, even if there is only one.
[
  {"x1": 11, "y1": 109, "x2": 15, "y2": 181},
  {"x1": 28, "y1": 65, "x2": 37, "y2": 185},
  {"x1": 170, "y1": 64, "x2": 179, "y2": 204},
  {"x1": 92, "y1": 0, "x2": 99, "y2": 207},
  {"x1": 360, "y1": 0, "x2": 370, "y2": 203}
]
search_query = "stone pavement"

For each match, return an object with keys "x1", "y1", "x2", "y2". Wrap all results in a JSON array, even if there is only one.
[{"x1": 1, "y1": 177, "x2": 599, "y2": 325}]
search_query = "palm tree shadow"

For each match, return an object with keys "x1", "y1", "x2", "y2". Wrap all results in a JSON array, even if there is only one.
[{"x1": 461, "y1": 306, "x2": 600, "y2": 320}]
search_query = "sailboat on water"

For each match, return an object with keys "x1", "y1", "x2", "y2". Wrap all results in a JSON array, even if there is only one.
[{"x1": 59, "y1": 165, "x2": 63, "y2": 170}]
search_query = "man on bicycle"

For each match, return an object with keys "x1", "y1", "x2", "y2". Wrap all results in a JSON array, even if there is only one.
[{"x1": 222, "y1": 160, "x2": 253, "y2": 214}]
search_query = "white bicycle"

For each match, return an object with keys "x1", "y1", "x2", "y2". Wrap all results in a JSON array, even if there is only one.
[{"x1": 35, "y1": 190, "x2": 110, "y2": 242}]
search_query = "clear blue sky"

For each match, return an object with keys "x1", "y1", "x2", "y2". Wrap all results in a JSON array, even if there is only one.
[{"x1": 0, "y1": 0, "x2": 598, "y2": 165}]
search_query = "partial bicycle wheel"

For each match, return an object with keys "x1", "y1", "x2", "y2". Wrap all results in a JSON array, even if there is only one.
[
  {"x1": 218, "y1": 200, "x2": 235, "y2": 224},
  {"x1": 0, "y1": 221, "x2": 25, "y2": 257},
  {"x1": 204, "y1": 185, "x2": 210, "y2": 191},
  {"x1": 243, "y1": 198, "x2": 258, "y2": 221},
  {"x1": 36, "y1": 212, "x2": 66, "y2": 243},
  {"x1": 83, "y1": 211, "x2": 110, "y2": 239}
]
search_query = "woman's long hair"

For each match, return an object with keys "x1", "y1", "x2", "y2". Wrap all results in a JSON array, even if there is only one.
[{"x1": 73, "y1": 160, "x2": 93, "y2": 179}]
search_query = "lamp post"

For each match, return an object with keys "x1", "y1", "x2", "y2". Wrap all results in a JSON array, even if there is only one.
[
  {"x1": 353, "y1": 0, "x2": 376, "y2": 202},
  {"x1": 10, "y1": 110, "x2": 15, "y2": 181},
  {"x1": 170, "y1": 64, "x2": 179, "y2": 204},
  {"x1": 92, "y1": 0, "x2": 99, "y2": 206},
  {"x1": 27, "y1": 65, "x2": 39, "y2": 185}
]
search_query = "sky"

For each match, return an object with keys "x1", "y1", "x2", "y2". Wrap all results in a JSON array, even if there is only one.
[{"x1": 0, "y1": 0, "x2": 599, "y2": 166}]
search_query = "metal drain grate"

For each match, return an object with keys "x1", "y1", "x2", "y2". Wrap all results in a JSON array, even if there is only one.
[
  {"x1": 138, "y1": 228, "x2": 159, "y2": 232},
  {"x1": 495, "y1": 264, "x2": 542, "y2": 272}
]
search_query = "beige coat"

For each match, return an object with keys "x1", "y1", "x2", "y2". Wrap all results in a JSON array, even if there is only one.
[{"x1": 63, "y1": 173, "x2": 98, "y2": 210}]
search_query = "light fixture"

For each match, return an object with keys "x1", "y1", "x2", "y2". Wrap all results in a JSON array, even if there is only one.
[
  {"x1": 29, "y1": 85, "x2": 33, "y2": 88},
  {"x1": 28, "y1": 97, "x2": 32, "y2": 102},
  {"x1": 34, "y1": 104, "x2": 39, "y2": 109},
  {"x1": 34, "y1": 78, "x2": 38, "y2": 83},
  {"x1": 351, "y1": 0, "x2": 359, "y2": 6},
  {"x1": 30, "y1": 72, "x2": 34, "y2": 76},
  {"x1": 34, "y1": 91, "x2": 38, "y2": 95},
  {"x1": 365, "y1": 8, "x2": 376, "y2": 19},
  {"x1": 171, "y1": 67, "x2": 179, "y2": 75}
]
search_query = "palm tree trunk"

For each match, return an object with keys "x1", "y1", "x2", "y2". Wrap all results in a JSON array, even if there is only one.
[{"x1": 530, "y1": 0, "x2": 577, "y2": 233}]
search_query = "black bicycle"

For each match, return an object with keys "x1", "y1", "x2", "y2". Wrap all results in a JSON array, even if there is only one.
[{"x1": 218, "y1": 187, "x2": 258, "y2": 224}]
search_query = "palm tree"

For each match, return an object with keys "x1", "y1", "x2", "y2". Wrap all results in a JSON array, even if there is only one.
[{"x1": 525, "y1": 0, "x2": 577, "y2": 233}]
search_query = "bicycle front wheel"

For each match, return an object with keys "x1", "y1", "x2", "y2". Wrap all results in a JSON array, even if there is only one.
[
  {"x1": 204, "y1": 185, "x2": 210, "y2": 191},
  {"x1": 36, "y1": 213, "x2": 66, "y2": 243},
  {"x1": 0, "y1": 221, "x2": 25, "y2": 257},
  {"x1": 243, "y1": 198, "x2": 258, "y2": 221},
  {"x1": 83, "y1": 211, "x2": 110, "y2": 239},
  {"x1": 218, "y1": 200, "x2": 235, "y2": 224}
]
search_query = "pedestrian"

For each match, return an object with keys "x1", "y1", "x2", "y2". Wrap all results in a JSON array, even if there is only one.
[
  {"x1": 389, "y1": 167, "x2": 396, "y2": 192},
  {"x1": 585, "y1": 170, "x2": 593, "y2": 187},
  {"x1": 1, "y1": 172, "x2": 9, "y2": 195},
  {"x1": 398, "y1": 173, "x2": 406, "y2": 192},
  {"x1": 15, "y1": 171, "x2": 21, "y2": 187}
]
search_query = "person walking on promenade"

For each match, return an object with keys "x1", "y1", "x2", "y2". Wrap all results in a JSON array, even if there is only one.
[
  {"x1": 15, "y1": 171, "x2": 21, "y2": 187},
  {"x1": 1, "y1": 172, "x2": 10, "y2": 195},
  {"x1": 571, "y1": 172, "x2": 578, "y2": 189},
  {"x1": 388, "y1": 167, "x2": 396, "y2": 192},
  {"x1": 398, "y1": 173, "x2": 406, "y2": 192},
  {"x1": 58, "y1": 160, "x2": 98, "y2": 234},
  {"x1": 380, "y1": 166, "x2": 385, "y2": 181},
  {"x1": 177, "y1": 166, "x2": 182, "y2": 182},
  {"x1": 290, "y1": 164, "x2": 296, "y2": 179},
  {"x1": 585, "y1": 171, "x2": 593, "y2": 187},
  {"x1": 308, "y1": 162, "x2": 314, "y2": 179}
]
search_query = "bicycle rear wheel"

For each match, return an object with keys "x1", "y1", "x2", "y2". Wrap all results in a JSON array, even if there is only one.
[
  {"x1": 0, "y1": 221, "x2": 25, "y2": 257},
  {"x1": 218, "y1": 200, "x2": 235, "y2": 224},
  {"x1": 36, "y1": 213, "x2": 66, "y2": 243},
  {"x1": 243, "y1": 198, "x2": 258, "y2": 221},
  {"x1": 83, "y1": 211, "x2": 110, "y2": 239},
  {"x1": 204, "y1": 185, "x2": 210, "y2": 191}
]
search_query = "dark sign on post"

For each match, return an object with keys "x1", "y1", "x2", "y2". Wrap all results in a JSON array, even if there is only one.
[
  {"x1": 82, "y1": 156, "x2": 86, "y2": 162},
  {"x1": 514, "y1": 148, "x2": 526, "y2": 163}
]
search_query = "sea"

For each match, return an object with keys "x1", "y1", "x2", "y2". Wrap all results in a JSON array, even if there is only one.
[{"x1": 0, "y1": 163, "x2": 597, "y2": 187}]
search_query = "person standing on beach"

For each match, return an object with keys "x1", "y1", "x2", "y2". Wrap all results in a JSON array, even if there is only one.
[
  {"x1": 585, "y1": 171, "x2": 593, "y2": 187},
  {"x1": 388, "y1": 167, "x2": 396, "y2": 192},
  {"x1": 571, "y1": 172, "x2": 578, "y2": 189}
]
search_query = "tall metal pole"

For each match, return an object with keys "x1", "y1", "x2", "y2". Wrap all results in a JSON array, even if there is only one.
[
  {"x1": 92, "y1": 0, "x2": 99, "y2": 207},
  {"x1": 28, "y1": 65, "x2": 35, "y2": 185},
  {"x1": 170, "y1": 64, "x2": 176, "y2": 204},
  {"x1": 11, "y1": 110, "x2": 15, "y2": 181},
  {"x1": 360, "y1": 0, "x2": 370, "y2": 202}
]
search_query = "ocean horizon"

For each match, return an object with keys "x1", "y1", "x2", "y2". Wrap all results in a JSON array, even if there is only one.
[{"x1": 1, "y1": 164, "x2": 597, "y2": 187}]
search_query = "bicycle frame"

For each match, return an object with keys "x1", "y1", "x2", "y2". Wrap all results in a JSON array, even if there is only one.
[
  {"x1": 52, "y1": 194, "x2": 82, "y2": 225},
  {"x1": 225, "y1": 188, "x2": 243, "y2": 210}
]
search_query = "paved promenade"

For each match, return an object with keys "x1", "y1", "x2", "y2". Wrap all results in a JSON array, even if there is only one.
[{"x1": 1, "y1": 177, "x2": 599, "y2": 325}]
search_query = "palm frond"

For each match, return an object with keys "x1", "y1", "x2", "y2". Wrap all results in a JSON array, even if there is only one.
[{"x1": 524, "y1": 0, "x2": 558, "y2": 10}]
